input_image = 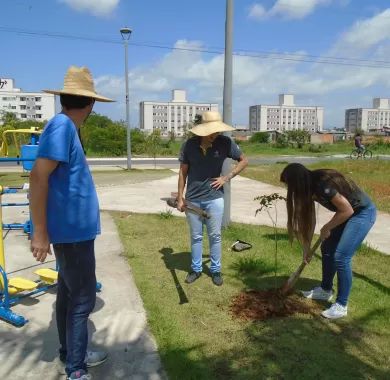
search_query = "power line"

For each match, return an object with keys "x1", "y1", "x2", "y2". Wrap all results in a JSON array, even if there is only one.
[{"x1": 1, "y1": 26, "x2": 390, "y2": 69}]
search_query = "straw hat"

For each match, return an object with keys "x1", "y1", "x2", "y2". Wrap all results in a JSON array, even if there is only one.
[
  {"x1": 189, "y1": 111, "x2": 234, "y2": 136},
  {"x1": 43, "y1": 66, "x2": 114, "y2": 102}
]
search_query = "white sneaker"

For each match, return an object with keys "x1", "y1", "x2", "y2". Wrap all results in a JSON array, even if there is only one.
[
  {"x1": 85, "y1": 350, "x2": 108, "y2": 368},
  {"x1": 321, "y1": 303, "x2": 348, "y2": 319},
  {"x1": 56, "y1": 350, "x2": 107, "y2": 374},
  {"x1": 301, "y1": 286, "x2": 333, "y2": 301}
]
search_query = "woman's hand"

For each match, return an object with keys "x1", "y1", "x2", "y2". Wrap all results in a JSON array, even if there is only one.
[
  {"x1": 320, "y1": 226, "x2": 331, "y2": 241},
  {"x1": 211, "y1": 176, "x2": 229, "y2": 190},
  {"x1": 176, "y1": 197, "x2": 186, "y2": 212}
]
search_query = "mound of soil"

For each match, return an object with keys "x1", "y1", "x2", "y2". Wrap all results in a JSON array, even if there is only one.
[{"x1": 230, "y1": 289, "x2": 322, "y2": 321}]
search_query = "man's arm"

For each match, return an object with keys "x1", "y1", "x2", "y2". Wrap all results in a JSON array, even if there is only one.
[
  {"x1": 177, "y1": 163, "x2": 188, "y2": 212},
  {"x1": 29, "y1": 158, "x2": 58, "y2": 262}
]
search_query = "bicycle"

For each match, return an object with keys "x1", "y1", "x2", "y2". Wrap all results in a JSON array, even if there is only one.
[{"x1": 350, "y1": 146, "x2": 372, "y2": 159}]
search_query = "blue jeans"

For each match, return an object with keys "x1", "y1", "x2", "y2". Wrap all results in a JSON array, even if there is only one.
[
  {"x1": 186, "y1": 197, "x2": 224, "y2": 273},
  {"x1": 53, "y1": 240, "x2": 97, "y2": 376},
  {"x1": 321, "y1": 203, "x2": 376, "y2": 306}
]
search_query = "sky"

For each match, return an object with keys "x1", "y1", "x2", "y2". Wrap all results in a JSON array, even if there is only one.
[{"x1": 1, "y1": 0, "x2": 389, "y2": 129}]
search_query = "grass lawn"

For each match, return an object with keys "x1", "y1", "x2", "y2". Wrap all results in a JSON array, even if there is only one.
[
  {"x1": 242, "y1": 160, "x2": 390, "y2": 213},
  {"x1": 114, "y1": 212, "x2": 390, "y2": 380}
]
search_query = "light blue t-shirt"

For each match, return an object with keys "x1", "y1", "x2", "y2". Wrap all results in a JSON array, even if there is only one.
[{"x1": 36, "y1": 113, "x2": 100, "y2": 244}]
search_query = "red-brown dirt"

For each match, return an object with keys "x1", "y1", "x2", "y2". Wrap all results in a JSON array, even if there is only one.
[{"x1": 230, "y1": 289, "x2": 322, "y2": 321}]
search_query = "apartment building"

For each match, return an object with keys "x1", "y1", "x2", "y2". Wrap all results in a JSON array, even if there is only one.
[
  {"x1": 249, "y1": 94, "x2": 324, "y2": 133},
  {"x1": 0, "y1": 77, "x2": 55, "y2": 123},
  {"x1": 139, "y1": 90, "x2": 218, "y2": 137},
  {"x1": 345, "y1": 98, "x2": 390, "y2": 133}
]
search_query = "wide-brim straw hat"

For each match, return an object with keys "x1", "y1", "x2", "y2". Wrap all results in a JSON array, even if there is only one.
[
  {"x1": 43, "y1": 66, "x2": 114, "y2": 102},
  {"x1": 190, "y1": 111, "x2": 235, "y2": 136}
]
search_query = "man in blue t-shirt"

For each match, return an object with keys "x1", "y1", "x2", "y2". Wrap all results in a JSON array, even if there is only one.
[
  {"x1": 177, "y1": 111, "x2": 248, "y2": 286},
  {"x1": 30, "y1": 66, "x2": 114, "y2": 380}
]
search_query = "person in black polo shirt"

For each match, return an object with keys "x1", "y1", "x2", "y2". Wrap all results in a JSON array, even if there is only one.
[
  {"x1": 177, "y1": 111, "x2": 248, "y2": 286},
  {"x1": 280, "y1": 163, "x2": 376, "y2": 319}
]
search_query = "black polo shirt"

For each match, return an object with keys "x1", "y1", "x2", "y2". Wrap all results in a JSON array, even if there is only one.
[
  {"x1": 314, "y1": 180, "x2": 371, "y2": 212},
  {"x1": 179, "y1": 135, "x2": 242, "y2": 202}
]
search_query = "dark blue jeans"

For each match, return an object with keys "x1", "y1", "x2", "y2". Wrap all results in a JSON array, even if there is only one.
[
  {"x1": 53, "y1": 240, "x2": 97, "y2": 376},
  {"x1": 321, "y1": 203, "x2": 376, "y2": 306}
]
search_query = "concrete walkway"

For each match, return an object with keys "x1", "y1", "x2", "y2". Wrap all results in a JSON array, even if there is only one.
[
  {"x1": 1, "y1": 169, "x2": 389, "y2": 379},
  {"x1": 0, "y1": 209, "x2": 167, "y2": 379},
  {"x1": 97, "y1": 172, "x2": 390, "y2": 255}
]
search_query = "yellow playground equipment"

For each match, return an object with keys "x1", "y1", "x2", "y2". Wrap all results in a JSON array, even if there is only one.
[{"x1": 0, "y1": 127, "x2": 42, "y2": 169}]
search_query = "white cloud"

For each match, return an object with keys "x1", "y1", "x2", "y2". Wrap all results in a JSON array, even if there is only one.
[
  {"x1": 95, "y1": 10, "x2": 390, "y2": 128},
  {"x1": 248, "y1": 0, "x2": 333, "y2": 20},
  {"x1": 248, "y1": 4, "x2": 267, "y2": 20},
  {"x1": 332, "y1": 9, "x2": 390, "y2": 54},
  {"x1": 59, "y1": 0, "x2": 119, "y2": 17}
]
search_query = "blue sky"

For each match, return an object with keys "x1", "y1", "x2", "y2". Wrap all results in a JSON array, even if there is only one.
[{"x1": 1, "y1": 0, "x2": 389, "y2": 128}]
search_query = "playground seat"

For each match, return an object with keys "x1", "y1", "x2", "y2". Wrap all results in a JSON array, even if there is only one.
[
  {"x1": 8, "y1": 277, "x2": 38, "y2": 295},
  {"x1": 35, "y1": 268, "x2": 58, "y2": 284}
]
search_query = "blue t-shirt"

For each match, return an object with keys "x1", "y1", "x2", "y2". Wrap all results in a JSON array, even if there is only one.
[
  {"x1": 179, "y1": 135, "x2": 242, "y2": 202},
  {"x1": 36, "y1": 113, "x2": 100, "y2": 244}
]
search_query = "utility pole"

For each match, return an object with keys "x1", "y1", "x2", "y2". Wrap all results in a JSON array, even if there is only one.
[
  {"x1": 120, "y1": 27, "x2": 132, "y2": 170},
  {"x1": 222, "y1": 0, "x2": 233, "y2": 227}
]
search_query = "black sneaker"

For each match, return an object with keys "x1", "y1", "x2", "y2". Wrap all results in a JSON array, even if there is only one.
[
  {"x1": 211, "y1": 272, "x2": 223, "y2": 286},
  {"x1": 185, "y1": 271, "x2": 202, "y2": 284}
]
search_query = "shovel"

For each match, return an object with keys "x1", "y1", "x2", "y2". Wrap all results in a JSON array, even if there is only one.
[
  {"x1": 280, "y1": 237, "x2": 322, "y2": 296},
  {"x1": 162, "y1": 193, "x2": 210, "y2": 219}
]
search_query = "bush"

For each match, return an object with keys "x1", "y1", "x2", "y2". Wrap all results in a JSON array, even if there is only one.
[
  {"x1": 275, "y1": 134, "x2": 288, "y2": 148},
  {"x1": 249, "y1": 132, "x2": 269, "y2": 144},
  {"x1": 308, "y1": 144, "x2": 326, "y2": 153}
]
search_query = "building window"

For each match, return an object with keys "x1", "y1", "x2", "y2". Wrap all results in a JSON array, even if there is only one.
[
  {"x1": 21, "y1": 114, "x2": 27, "y2": 118},
  {"x1": 35, "y1": 97, "x2": 41, "y2": 102}
]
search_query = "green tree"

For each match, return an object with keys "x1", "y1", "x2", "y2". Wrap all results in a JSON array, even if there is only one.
[
  {"x1": 145, "y1": 129, "x2": 163, "y2": 167},
  {"x1": 286, "y1": 129, "x2": 310, "y2": 149},
  {"x1": 275, "y1": 133, "x2": 288, "y2": 148},
  {"x1": 194, "y1": 114, "x2": 202, "y2": 125},
  {"x1": 249, "y1": 132, "x2": 269, "y2": 144}
]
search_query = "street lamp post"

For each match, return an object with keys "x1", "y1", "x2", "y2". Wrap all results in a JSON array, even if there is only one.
[
  {"x1": 120, "y1": 27, "x2": 132, "y2": 170},
  {"x1": 222, "y1": 0, "x2": 233, "y2": 227}
]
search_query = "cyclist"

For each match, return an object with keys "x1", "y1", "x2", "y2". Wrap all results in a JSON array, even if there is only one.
[{"x1": 354, "y1": 133, "x2": 365, "y2": 154}]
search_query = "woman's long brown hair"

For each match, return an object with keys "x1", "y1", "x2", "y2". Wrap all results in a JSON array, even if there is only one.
[{"x1": 280, "y1": 163, "x2": 357, "y2": 246}]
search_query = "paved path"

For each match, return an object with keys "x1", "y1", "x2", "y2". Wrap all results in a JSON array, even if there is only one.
[
  {"x1": 97, "y1": 172, "x2": 390, "y2": 255},
  {"x1": 0, "y1": 209, "x2": 167, "y2": 380}
]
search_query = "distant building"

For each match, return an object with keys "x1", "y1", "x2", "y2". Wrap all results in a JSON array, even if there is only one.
[
  {"x1": 0, "y1": 78, "x2": 55, "y2": 123},
  {"x1": 139, "y1": 90, "x2": 218, "y2": 137},
  {"x1": 249, "y1": 94, "x2": 324, "y2": 133},
  {"x1": 345, "y1": 98, "x2": 390, "y2": 133}
]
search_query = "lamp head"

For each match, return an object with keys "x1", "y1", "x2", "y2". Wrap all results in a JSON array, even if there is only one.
[{"x1": 120, "y1": 27, "x2": 132, "y2": 40}]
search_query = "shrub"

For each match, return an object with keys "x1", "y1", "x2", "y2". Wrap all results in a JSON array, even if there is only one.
[{"x1": 249, "y1": 132, "x2": 269, "y2": 144}]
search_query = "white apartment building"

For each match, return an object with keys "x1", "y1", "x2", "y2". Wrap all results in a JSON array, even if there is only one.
[
  {"x1": 249, "y1": 94, "x2": 324, "y2": 133},
  {"x1": 0, "y1": 78, "x2": 55, "y2": 123},
  {"x1": 345, "y1": 98, "x2": 390, "y2": 133},
  {"x1": 139, "y1": 90, "x2": 218, "y2": 137}
]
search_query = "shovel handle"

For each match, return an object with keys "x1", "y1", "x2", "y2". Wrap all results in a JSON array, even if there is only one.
[{"x1": 281, "y1": 237, "x2": 322, "y2": 295}]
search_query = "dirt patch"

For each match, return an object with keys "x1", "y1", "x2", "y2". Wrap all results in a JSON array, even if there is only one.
[{"x1": 230, "y1": 289, "x2": 322, "y2": 321}]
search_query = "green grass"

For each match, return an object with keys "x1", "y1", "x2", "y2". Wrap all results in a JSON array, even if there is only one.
[
  {"x1": 113, "y1": 213, "x2": 390, "y2": 380},
  {"x1": 243, "y1": 160, "x2": 390, "y2": 213},
  {"x1": 0, "y1": 172, "x2": 30, "y2": 186}
]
